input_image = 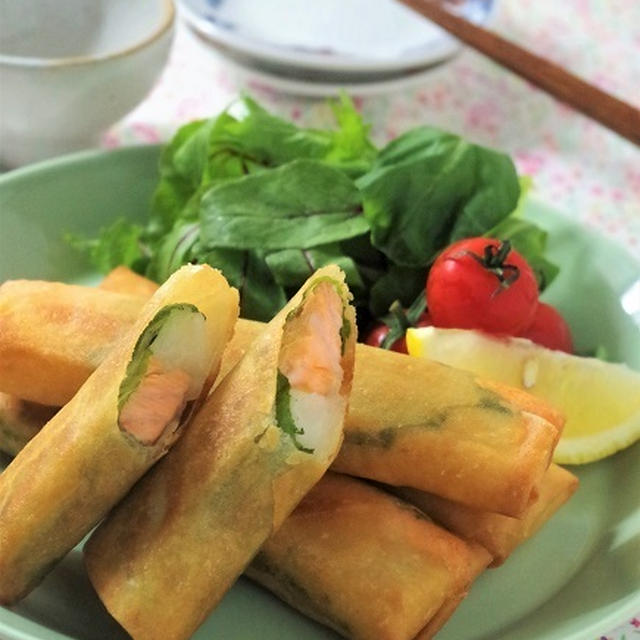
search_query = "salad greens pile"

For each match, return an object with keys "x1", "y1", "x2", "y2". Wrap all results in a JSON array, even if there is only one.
[{"x1": 76, "y1": 95, "x2": 557, "y2": 327}]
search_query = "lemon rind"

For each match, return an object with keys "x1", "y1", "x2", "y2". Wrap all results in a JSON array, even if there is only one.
[
  {"x1": 553, "y1": 415, "x2": 640, "y2": 465},
  {"x1": 407, "y1": 326, "x2": 640, "y2": 465}
]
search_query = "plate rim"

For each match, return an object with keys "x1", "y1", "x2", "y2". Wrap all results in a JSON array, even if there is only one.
[{"x1": 0, "y1": 143, "x2": 638, "y2": 640}]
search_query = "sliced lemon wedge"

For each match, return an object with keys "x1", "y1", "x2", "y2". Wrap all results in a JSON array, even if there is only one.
[{"x1": 406, "y1": 326, "x2": 640, "y2": 464}]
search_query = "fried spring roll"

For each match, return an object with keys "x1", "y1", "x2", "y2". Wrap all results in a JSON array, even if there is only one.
[
  {"x1": 0, "y1": 392, "x2": 57, "y2": 457},
  {"x1": 0, "y1": 280, "x2": 145, "y2": 406},
  {"x1": 0, "y1": 271, "x2": 561, "y2": 515},
  {"x1": 84, "y1": 266, "x2": 356, "y2": 640},
  {"x1": 246, "y1": 472, "x2": 491, "y2": 640},
  {"x1": 334, "y1": 345, "x2": 560, "y2": 515},
  {"x1": 99, "y1": 265, "x2": 161, "y2": 298},
  {"x1": 0, "y1": 265, "x2": 238, "y2": 604},
  {"x1": 396, "y1": 463, "x2": 578, "y2": 567}
]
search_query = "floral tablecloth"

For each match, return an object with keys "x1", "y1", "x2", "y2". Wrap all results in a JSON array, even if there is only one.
[{"x1": 106, "y1": 1, "x2": 639, "y2": 638}]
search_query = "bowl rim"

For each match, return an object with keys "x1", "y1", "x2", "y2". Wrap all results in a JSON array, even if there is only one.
[{"x1": 0, "y1": 0, "x2": 175, "y2": 68}]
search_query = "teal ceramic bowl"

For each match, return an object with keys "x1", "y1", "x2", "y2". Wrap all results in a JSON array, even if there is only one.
[{"x1": 0, "y1": 146, "x2": 638, "y2": 640}]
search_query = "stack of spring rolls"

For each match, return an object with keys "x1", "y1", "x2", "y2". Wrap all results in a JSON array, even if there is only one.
[{"x1": 0, "y1": 266, "x2": 578, "y2": 640}]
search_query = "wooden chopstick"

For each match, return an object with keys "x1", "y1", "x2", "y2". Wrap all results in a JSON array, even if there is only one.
[{"x1": 397, "y1": 0, "x2": 640, "y2": 146}]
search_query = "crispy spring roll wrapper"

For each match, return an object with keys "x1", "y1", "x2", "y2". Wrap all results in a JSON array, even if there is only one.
[
  {"x1": 334, "y1": 345, "x2": 561, "y2": 515},
  {"x1": 246, "y1": 472, "x2": 491, "y2": 640},
  {"x1": 0, "y1": 270, "x2": 561, "y2": 515},
  {"x1": 0, "y1": 265, "x2": 239, "y2": 604},
  {"x1": 396, "y1": 463, "x2": 579, "y2": 567},
  {"x1": 0, "y1": 392, "x2": 57, "y2": 457},
  {"x1": 0, "y1": 280, "x2": 146, "y2": 406},
  {"x1": 84, "y1": 266, "x2": 356, "y2": 640}
]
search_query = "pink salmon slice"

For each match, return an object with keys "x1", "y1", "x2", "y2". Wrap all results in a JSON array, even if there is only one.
[
  {"x1": 119, "y1": 357, "x2": 192, "y2": 445},
  {"x1": 279, "y1": 282, "x2": 343, "y2": 396}
]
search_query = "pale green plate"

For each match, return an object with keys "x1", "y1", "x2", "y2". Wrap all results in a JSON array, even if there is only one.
[{"x1": 0, "y1": 146, "x2": 638, "y2": 640}]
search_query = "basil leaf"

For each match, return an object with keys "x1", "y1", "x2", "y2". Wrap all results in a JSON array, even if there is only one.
[
  {"x1": 118, "y1": 303, "x2": 201, "y2": 413},
  {"x1": 200, "y1": 160, "x2": 368, "y2": 251},
  {"x1": 275, "y1": 371, "x2": 313, "y2": 454},
  {"x1": 358, "y1": 127, "x2": 520, "y2": 267}
]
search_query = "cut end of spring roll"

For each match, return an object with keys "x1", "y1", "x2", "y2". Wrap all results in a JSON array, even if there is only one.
[
  {"x1": 117, "y1": 304, "x2": 212, "y2": 446},
  {"x1": 0, "y1": 265, "x2": 238, "y2": 605},
  {"x1": 476, "y1": 377, "x2": 565, "y2": 438},
  {"x1": 276, "y1": 279, "x2": 349, "y2": 461},
  {"x1": 398, "y1": 463, "x2": 579, "y2": 567},
  {"x1": 247, "y1": 473, "x2": 491, "y2": 640},
  {"x1": 84, "y1": 265, "x2": 356, "y2": 640}
]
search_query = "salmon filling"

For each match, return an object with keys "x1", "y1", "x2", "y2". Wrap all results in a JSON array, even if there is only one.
[
  {"x1": 277, "y1": 282, "x2": 346, "y2": 458},
  {"x1": 278, "y1": 282, "x2": 344, "y2": 397},
  {"x1": 118, "y1": 357, "x2": 192, "y2": 446}
]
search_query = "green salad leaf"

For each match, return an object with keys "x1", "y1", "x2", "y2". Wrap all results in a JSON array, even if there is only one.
[
  {"x1": 206, "y1": 94, "x2": 376, "y2": 176},
  {"x1": 150, "y1": 119, "x2": 214, "y2": 236},
  {"x1": 189, "y1": 247, "x2": 287, "y2": 322},
  {"x1": 74, "y1": 95, "x2": 559, "y2": 335},
  {"x1": 199, "y1": 159, "x2": 368, "y2": 250},
  {"x1": 150, "y1": 220, "x2": 200, "y2": 281},
  {"x1": 358, "y1": 127, "x2": 521, "y2": 267},
  {"x1": 67, "y1": 218, "x2": 145, "y2": 274},
  {"x1": 152, "y1": 95, "x2": 375, "y2": 229},
  {"x1": 238, "y1": 251, "x2": 289, "y2": 322},
  {"x1": 368, "y1": 264, "x2": 427, "y2": 318},
  {"x1": 265, "y1": 245, "x2": 364, "y2": 292}
]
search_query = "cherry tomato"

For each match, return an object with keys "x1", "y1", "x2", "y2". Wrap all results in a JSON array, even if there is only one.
[
  {"x1": 519, "y1": 302, "x2": 573, "y2": 353},
  {"x1": 364, "y1": 324, "x2": 407, "y2": 352},
  {"x1": 365, "y1": 323, "x2": 400, "y2": 350},
  {"x1": 365, "y1": 312, "x2": 432, "y2": 353},
  {"x1": 426, "y1": 238, "x2": 539, "y2": 335}
]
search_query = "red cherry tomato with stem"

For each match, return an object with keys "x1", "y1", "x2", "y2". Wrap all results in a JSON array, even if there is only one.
[
  {"x1": 519, "y1": 302, "x2": 573, "y2": 353},
  {"x1": 426, "y1": 238, "x2": 539, "y2": 335}
]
